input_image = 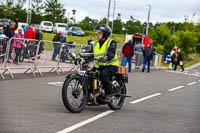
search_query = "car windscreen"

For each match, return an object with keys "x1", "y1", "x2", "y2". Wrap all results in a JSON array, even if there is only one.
[
  {"x1": 74, "y1": 28, "x2": 82, "y2": 32},
  {"x1": 44, "y1": 22, "x2": 52, "y2": 26},
  {"x1": 58, "y1": 24, "x2": 66, "y2": 28}
]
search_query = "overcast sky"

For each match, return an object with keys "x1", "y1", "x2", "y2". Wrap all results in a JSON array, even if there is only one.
[
  {"x1": 2, "y1": 0, "x2": 200, "y2": 23},
  {"x1": 62, "y1": 0, "x2": 200, "y2": 23}
]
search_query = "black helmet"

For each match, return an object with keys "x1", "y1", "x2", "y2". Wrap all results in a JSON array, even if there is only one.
[{"x1": 94, "y1": 24, "x2": 111, "y2": 38}]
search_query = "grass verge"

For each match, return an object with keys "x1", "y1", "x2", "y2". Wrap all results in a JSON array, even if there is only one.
[{"x1": 43, "y1": 33, "x2": 125, "y2": 51}]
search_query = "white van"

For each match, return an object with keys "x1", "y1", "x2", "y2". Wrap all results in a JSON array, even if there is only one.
[
  {"x1": 53, "y1": 23, "x2": 68, "y2": 34},
  {"x1": 39, "y1": 21, "x2": 53, "y2": 33}
]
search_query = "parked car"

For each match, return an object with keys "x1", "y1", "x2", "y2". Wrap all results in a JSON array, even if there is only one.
[
  {"x1": 0, "y1": 18, "x2": 11, "y2": 28},
  {"x1": 39, "y1": 21, "x2": 53, "y2": 33},
  {"x1": 18, "y1": 22, "x2": 28, "y2": 27},
  {"x1": 53, "y1": 23, "x2": 68, "y2": 34},
  {"x1": 68, "y1": 26, "x2": 84, "y2": 37}
]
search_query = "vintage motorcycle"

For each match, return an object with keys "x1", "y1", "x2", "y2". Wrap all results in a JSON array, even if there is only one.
[{"x1": 62, "y1": 53, "x2": 129, "y2": 113}]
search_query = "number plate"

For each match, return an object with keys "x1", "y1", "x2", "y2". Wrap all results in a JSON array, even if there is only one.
[{"x1": 79, "y1": 71, "x2": 86, "y2": 75}]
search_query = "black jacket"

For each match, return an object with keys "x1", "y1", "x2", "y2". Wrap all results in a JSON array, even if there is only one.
[
  {"x1": 177, "y1": 52, "x2": 183, "y2": 62},
  {"x1": 3, "y1": 26, "x2": 15, "y2": 38},
  {"x1": 143, "y1": 46, "x2": 153, "y2": 58},
  {"x1": 53, "y1": 33, "x2": 61, "y2": 46}
]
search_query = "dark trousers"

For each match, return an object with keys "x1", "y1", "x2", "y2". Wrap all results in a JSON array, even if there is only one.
[
  {"x1": 99, "y1": 66, "x2": 118, "y2": 95},
  {"x1": 143, "y1": 56, "x2": 151, "y2": 72},
  {"x1": 14, "y1": 47, "x2": 21, "y2": 62},
  {"x1": 52, "y1": 44, "x2": 60, "y2": 60},
  {"x1": 175, "y1": 62, "x2": 184, "y2": 71}
]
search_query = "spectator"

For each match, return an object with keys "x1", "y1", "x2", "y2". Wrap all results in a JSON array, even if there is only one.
[
  {"x1": 134, "y1": 41, "x2": 143, "y2": 68},
  {"x1": 86, "y1": 35, "x2": 94, "y2": 52},
  {"x1": 88, "y1": 35, "x2": 94, "y2": 45},
  {"x1": 0, "y1": 26, "x2": 3, "y2": 34},
  {"x1": 35, "y1": 27, "x2": 44, "y2": 57},
  {"x1": 171, "y1": 48, "x2": 177, "y2": 69},
  {"x1": 142, "y1": 44, "x2": 153, "y2": 73},
  {"x1": 60, "y1": 32, "x2": 66, "y2": 43},
  {"x1": 15, "y1": 18, "x2": 19, "y2": 30},
  {"x1": 3, "y1": 21, "x2": 16, "y2": 62},
  {"x1": 24, "y1": 25, "x2": 35, "y2": 39},
  {"x1": 121, "y1": 39, "x2": 134, "y2": 72},
  {"x1": 13, "y1": 27, "x2": 24, "y2": 65},
  {"x1": 52, "y1": 32, "x2": 61, "y2": 61},
  {"x1": 134, "y1": 41, "x2": 143, "y2": 52},
  {"x1": 175, "y1": 49, "x2": 184, "y2": 72},
  {"x1": 3, "y1": 21, "x2": 16, "y2": 39},
  {"x1": 23, "y1": 25, "x2": 28, "y2": 34}
]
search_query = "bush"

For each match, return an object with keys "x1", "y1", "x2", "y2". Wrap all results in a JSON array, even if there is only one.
[{"x1": 84, "y1": 30, "x2": 96, "y2": 36}]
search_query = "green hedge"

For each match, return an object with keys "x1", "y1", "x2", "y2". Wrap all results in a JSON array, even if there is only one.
[{"x1": 84, "y1": 30, "x2": 96, "y2": 36}]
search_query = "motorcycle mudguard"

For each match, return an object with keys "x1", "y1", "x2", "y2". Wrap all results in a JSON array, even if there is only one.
[{"x1": 65, "y1": 73, "x2": 80, "y2": 79}]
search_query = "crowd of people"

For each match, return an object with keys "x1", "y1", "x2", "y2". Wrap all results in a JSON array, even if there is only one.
[
  {"x1": 170, "y1": 46, "x2": 184, "y2": 72},
  {"x1": 121, "y1": 39, "x2": 155, "y2": 73},
  {"x1": 1, "y1": 18, "x2": 44, "y2": 65}
]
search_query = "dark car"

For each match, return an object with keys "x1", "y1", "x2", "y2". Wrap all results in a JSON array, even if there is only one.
[
  {"x1": 0, "y1": 19, "x2": 11, "y2": 28},
  {"x1": 68, "y1": 26, "x2": 84, "y2": 37}
]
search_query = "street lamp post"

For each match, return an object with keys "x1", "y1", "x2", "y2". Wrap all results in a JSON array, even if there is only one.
[
  {"x1": 145, "y1": 4, "x2": 151, "y2": 36},
  {"x1": 106, "y1": 0, "x2": 111, "y2": 25},
  {"x1": 72, "y1": 9, "x2": 76, "y2": 24},
  {"x1": 111, "y1": 0, "x2": 116, "y2": 35},
  {"x1": 26, "y1": 0, "x2": 32, "y2": 24}
]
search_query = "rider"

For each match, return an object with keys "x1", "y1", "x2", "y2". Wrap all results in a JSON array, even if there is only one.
[{"x1": 92, "y1": 24, "x2": 119, "y2": 102}]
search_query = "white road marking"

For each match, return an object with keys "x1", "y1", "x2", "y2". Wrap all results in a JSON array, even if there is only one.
[
  {"x1": 185, "y1": 62, "x2": 200, "y2": 70},
  {"x1": 56, "y1": 110, "x2": 114, "y2": 133},
  {"x1": 187, "y1": 82, "x2": 197, "y2": 86},
  {"x1": 198, "y1": 80, "x2": 200, "y2": 82},
  {"x1": 168, "y1": 86, "x2": 184, "y2": 92},
  {"x1": 130, "y1": 93, "x2": 162, "y2": 104},
  {"x1": 48, "y1": 82, "x2": 63, "y2": 87}
]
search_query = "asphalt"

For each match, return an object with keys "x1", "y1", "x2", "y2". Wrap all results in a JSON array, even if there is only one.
[{"x1": 0, "y1": 66, "x2": 200, "y2": 133}]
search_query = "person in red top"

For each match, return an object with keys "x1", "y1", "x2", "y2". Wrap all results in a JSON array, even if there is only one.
[
  {"x1": 121, "y1": 39, "x2": 134, "y2": 72},
  {"x1": 24, "y1": 26, "x2": 35, "y2": 39}
]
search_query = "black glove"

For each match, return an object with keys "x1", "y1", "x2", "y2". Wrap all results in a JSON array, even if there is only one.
[{"x1": 98, "y1": 57, "x2": 107, "y2": 63}]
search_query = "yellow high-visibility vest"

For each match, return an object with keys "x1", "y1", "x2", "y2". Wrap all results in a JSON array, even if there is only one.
[{"x1": 93, "y1": 38, "x2": 119, "y2": 68}]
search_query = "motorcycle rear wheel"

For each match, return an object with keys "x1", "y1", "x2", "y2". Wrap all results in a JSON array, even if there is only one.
[
  {"x1": 62, "y1": 75, "x2": 88, "y2": 113},
  {"x1": 108, "y1": 79, "x2": 126, "y2": 110}
]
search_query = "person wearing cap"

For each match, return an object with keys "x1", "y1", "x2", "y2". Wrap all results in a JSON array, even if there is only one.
[{"x1": 92, "y1": 24, "x2": 119, "y2": 102}]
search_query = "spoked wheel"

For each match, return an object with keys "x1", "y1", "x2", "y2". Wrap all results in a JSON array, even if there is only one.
[
  {"x1": 108, "y1": 79, "x2": 126, "y2": 110},
  {"x1": 62, "y1": 75, "x2": 88, "y2": 113},
  {"x1": 19, "y1": 49, "x2": 25, "y2": 63}
]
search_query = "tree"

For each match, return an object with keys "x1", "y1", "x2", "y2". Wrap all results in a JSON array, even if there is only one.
[
  {"x1": 175, "y1": 31, "x2": 198, "y2": 55},
  {"x1": 112, "y1": 13, "x2": 123, "y2": 34},
  {"x1": 12, "y1": 0, "x2": 27, "y2": 22},
  {"x1": 149, "y1": 23, "x2": 172, "y2": 53},
  {"x1": 0, "y1": 0, "x2": 15, "y2": 19},
  {"x1": 123, "y1": 16, "x2": 143, "y2": 34},
  {"x1": 77, "y1": 16, "x2": 98, "y2": 31},
  {"x1": 44, "y1": 0, "x2": 64, "y2": 23},
  {"x1": 31, "y1": 0, "x2": 44, "y2": 24}
]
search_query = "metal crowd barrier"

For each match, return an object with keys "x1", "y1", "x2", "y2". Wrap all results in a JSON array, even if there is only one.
[
  {"x1": 2, "y1": 37, "x2": 39, "y2": 78},
  {"x1": 34, "y1": 41, "x2": 81, "y2": 75},
  {"x1": 0, "y1": 37, "x2": 9, "y2": 79},
  {"x1": 1, "y1": 38, "x2": 81, "y2": 79}
]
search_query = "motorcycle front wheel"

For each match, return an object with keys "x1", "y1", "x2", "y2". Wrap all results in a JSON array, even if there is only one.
[{"x1": 62, "y1": 75, "x2": 88, "y2": 113}]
